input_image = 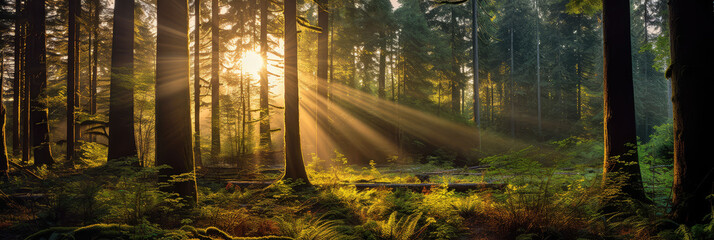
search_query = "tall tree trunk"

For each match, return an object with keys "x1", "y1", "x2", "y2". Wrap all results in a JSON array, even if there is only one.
[
  {"x1": 27, "y1": 0, "x2": 54, "y2": 166},
  {"x1": 259, "y1": 0, "x2": 271, "y2": 155},
  {"x1": 316, "y1": 0, "x2": 328, "y2": 158},
  {"x1": 509, "y1": 28, "x2": 515, "y2": 138},
  {"x1": 107, "y1": 0, "x2": 137, "y2": 161},
  {"x1": 1, "y1": 56, "x2": 8, "y2": 178},
  {"x1": 13, "y1": 0, "x2": 24, "y2": 156},
  {"x1": 601, "y1": 0, "x2": 646, "y2": 202},
  {"x1": 90, "y1": 0, "x2": 98, "y2": 128},
  {"x1": 67, "y1": 0, "x2": 80, "y2": 161},
  {"x1": 535, "y1": 0, "x2": 541, "y2": 136},
  {"x1": 210, "y1": 0, "x2": 220, "y2": 159},
  {"x1": 156, "y1": 0, "x2": 198, "y2": 203},
  {"x1": 450, "y1": 8, "x2": 460, "y2": 114},
  {"x1": 377, "y1": 31, "x2": 386, "y2": 99},
  {"x1": 281, "y1": 0, "x2": 310, "y2": 185},
  {"x1": 472, "y1": 0, "x2": 480, "y2": 148},
  {"x1": 669, "y1": 0, "x2": 714, "y2": 226},
  {"x1": 193, "y1": 0, "x2": 202, "y2": 166}
]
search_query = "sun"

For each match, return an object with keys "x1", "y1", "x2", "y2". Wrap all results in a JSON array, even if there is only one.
[{"x1": 241, "y1": 51, "x2": 263, "y2": 77}]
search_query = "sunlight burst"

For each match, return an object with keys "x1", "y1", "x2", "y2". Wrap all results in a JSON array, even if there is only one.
[{"x1": 241, "y1": 51, "x2": 263, "y2": 77}]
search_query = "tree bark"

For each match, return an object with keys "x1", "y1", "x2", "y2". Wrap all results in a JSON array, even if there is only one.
[
  {"x1": 193, "y1": 0, "x2": 202, "y2": 167},
  {"x1": 107, "y1": 0, "x2": 138, "y2": 161},
  {"x1": 13, "y1": 0, "x2": 24, "y2": 157},
  {"x1": 27, "y1": 0, "x2": 55, "y2": 166},
  {"x1": 450, "y1": 7, "x2": 460, "y2": 114},
  {"x1": 156, "y1": 0, "x2": 198, "y2": 203},
  {"x1": 472, "y1": 0, "x2": 480, "y2": 148},
  {"x1": 210, "y1": 0, "x2": 220, "y2": 159},
  {"x1": 90, "y1": 0, "x2": 99, "y2": 129},
  {"x1": 669, "y1": 0, "x2": 714, "y2": 226},
  {"x1": 377, "y1": 31, "x2": 386, "y2": 99},
  {"x1": 67, "y1": 0, "x2": 80, "y2": 161},
  {"x1": 1, "y1": 56, "x2": 8, "y2": 178},
  {"x1": 601, "y1": 0, "x2": 646, "y2": 202},
  {"x1": 259, "y1": 0, "x2": 271, "y2": 155},
  {"x1": 316, "y1": 0, "x2": 328, "y2": 158},
  {"x1": 281, "y1": 0, "x2": 310, "y2": 185}
]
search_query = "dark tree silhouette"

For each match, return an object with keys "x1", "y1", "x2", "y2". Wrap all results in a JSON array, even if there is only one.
[
  {"x1": 281, "y1": 0, "x2": 310, "y2": 185},
  {"x1": 193, "y1": 0, "x2": 202, "y2": 167},
  {"x1": 210, "y1": 0, "x2": 221, "y2": 159},
  {"x1": 259, "y1": 0, "x2": 272, "y2": 156},
  {"x1": 601, "y1": 0, "x2": 646, "y2": 202},
  {"x1": 316, "y1": 0, "x2": 328, "y2": 156},
  {"x1": 156, "y1": 0, "x2": 198, "y2": 203},
  {"x1": 27, "y1": 0, "x2": 54, "y2": 166},
  {"x1": 669, "y1": 0, "x2": 714, "y2": 226},
  {"x1": 13, "y1": 0, "x2": 24, "y2": 157},
  {"x1": 107, "y1": 0, "x2": 138, "y2": 161},
  {"x1": 1, "y1": 57, "x2": 8, "y2": 178},
  {"x1": 66, "y1": 0, "x2": 80, "y2": 161}
]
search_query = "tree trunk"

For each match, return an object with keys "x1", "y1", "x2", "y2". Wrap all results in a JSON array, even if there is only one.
[
  {"x1": 601, "y1": 0, "x2": 646, "y2": 202},
  {"x1": 535, "y1": 0, "x2": 541, "y2": 136},
  {"x1": 669, "y1": 0, "x2": 714, "y2": 226},
  {"x1": 450, "y1": 8, "x2": 460, "y2": 114},
  {"x1": 378, "y1": 31, "x2": 386, "y2": 99},
  {"x1": 281, "y1": 0, "x2": 310, "y2": 185},
  {"x1": 259, "y1": 0, "x2": 271, "y2": 155},
  {"x1": 210, "y1": 0, "x2": 220, "y2": 160},
  {"x1": 90, "y1": 0, "x2": 98, "y2": 130},
  {"x1": 472, "y1": 0, "x2": 480, "y2": 148},
  {"x1": 107, "y1": 0, "x2": 138, "y2": 161},
  {"x1": 316, "y1": 0, "x2": 328, "y2": 158},
  {"x1": 27, "y1": 0, "x2": 54, "y2": 166},
  {"x1": 193, "y1": 0, "x2": 202, "y2": 167},
  {"x1": 1, "y1": 56, "x2": 8, "y2": 178},
  {"x1": 509, "y1": 28, "x2": 515, "y2": 138},
  {"x1": 13, "y1": 0, "x2": 24, "y2": 157},
  {"x1": 156, "y1": 0, "x2": 198, "y2": 203},
  {"x1": 67, "y1": 0, "x2": 80, "y2": 161}
]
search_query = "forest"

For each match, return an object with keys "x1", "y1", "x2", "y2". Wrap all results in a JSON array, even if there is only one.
[{"x1": 0, "y1": 0, "x2": 712, "y2": 239}]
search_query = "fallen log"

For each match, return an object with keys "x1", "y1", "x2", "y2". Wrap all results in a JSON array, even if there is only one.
[{"x1": 226, "y1": 181, "x2": 506, "y2": 192}]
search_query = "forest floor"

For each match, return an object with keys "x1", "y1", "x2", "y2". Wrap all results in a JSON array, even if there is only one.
[{"x1": 0, "y1": 140, "x2": 687, "y2": 239}]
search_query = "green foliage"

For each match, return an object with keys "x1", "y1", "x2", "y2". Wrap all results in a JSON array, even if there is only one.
[
  {"x1": 276, "y1": 216, "x2": 344, "y2": 240},
  {"x1": 375, "y1": 211, "x2": 433, "y2": 240},
  {"x1": 639, "y1": 121, "x2": 674, "y2": 166}
]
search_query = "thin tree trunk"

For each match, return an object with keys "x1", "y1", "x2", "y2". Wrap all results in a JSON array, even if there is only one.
[
  {"x1": 378, "y1": 31, "x2": 386, "y2": 99},
  {"x1": 535, "y1": 0, "x2": 541, "y2": 136},
  {"x1": 27, "y1": 0, "x2": 54, "y2": 166},
  {"x1": 67, "y1": 0, "x2": 80, "y2": 161},
  {"x1": 450, "y1": 8, "x2": 460, "y2": 113},
  {"x1": 194, "y1": 0, "x2": 202, "y2": 166},
  {"x1": 210, "y1": 0, "x2": 220, "y2": 159},
  {"x1": 669, "y1": 0, "x2": 714, "y2": 226},
  {"x1": 281, "y1": 0, "x2": 310, "y2": 185},
  {"x1": 509, "y1": 28, "x2": 515, "y2": 138},
  {"x1": 13, "y1": 0, "x2": 24, "y2": 156},
  {"x1": 1, "y1": 56, "x2": 8, "y2": 178},
  {"x1": 259, "y1": 0, "x2": 271, "y2": 155},
  {"x1": 107, "y1": 0, "x2": 137, "y2": 161},
  {"x1": 472, "y1": 0, "x2": 480, "y2": 148},
  {"x1": 156, "y1": 0, "x2": 198, "y2": 203},
  {"x1": 601, "y1": 0, "x2": 646, "y2": 202},
  {"x1": 316, "y1": 0, "x2": 328, "y2": 158},
  {"x1": 90, "y1": 0, "x2": 98, "y2": 126}
]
